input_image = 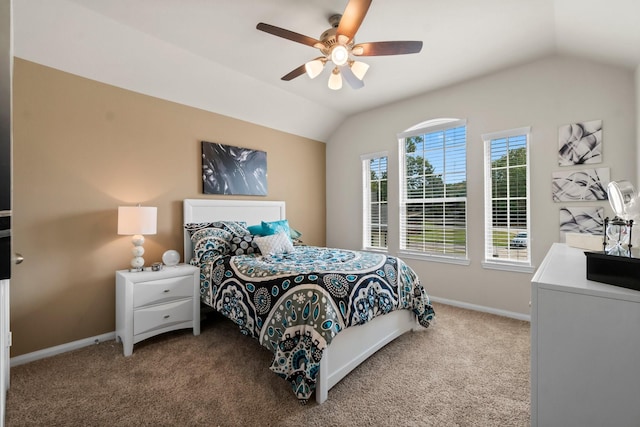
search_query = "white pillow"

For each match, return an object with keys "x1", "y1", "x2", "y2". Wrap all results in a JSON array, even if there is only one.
[{"x1": 254, "y1": 232, "x2": 294, "y2": 255}]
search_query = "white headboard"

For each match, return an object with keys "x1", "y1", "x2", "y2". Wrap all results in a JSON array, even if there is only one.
[{"x1": 182, "y1": 199, "x2": 286, "y2": 260}]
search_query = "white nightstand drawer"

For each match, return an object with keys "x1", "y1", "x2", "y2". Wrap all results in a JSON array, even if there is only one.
[
  {"x1": 133, "y1": 275, "x2": 194, "y2": 308},
  {"x1": 133, "y1": 299, "x2": 193, "y2": 336}
]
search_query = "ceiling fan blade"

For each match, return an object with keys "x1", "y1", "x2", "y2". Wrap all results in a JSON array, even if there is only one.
[
  {"x1": 340, "y1": 65, "x2": 364, "y2": 90},
  {"x1": 257, "y1": 22, "x2": 322, "y2": 48},
  {"x1": 352, "y1": 41, "x2": 423, "y2": 56},
  {"x1": 336, "y1": 0, "x2": 372, "y2": 42},
  {"x1": 281, "y1": 64, "x2": 308, "y2": 81}
]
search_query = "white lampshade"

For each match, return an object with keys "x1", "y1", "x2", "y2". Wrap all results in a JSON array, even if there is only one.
[
  {"x1": 350, "y1": 61, "x2": 370, "y2": 81},
  {"x1": 328, "y1": 68, "x2": 342, "y2": 90},
  {"x1": 305, "y1": 59, "x2": 324, "y2": 79},
  {"x1": 118, "y1": 206, "x2": 157, "y2": 236},
  {"x1": 118, "y1": 205, "x2": 157, "y2": 270}
]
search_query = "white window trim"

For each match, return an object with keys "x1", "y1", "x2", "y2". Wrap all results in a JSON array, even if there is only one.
[
  {"x1": 481, "y1": 259, "x2": 536, "y2": 273},
  {"x1": 482, "y1": 126, "x2": 535, "y2": 272},
  {"x1": 397, "y1": 118, "x2": 467, "y2": 140},
  {"x1": 398, "y1": 118, "x2": 469, "y2": 263},
  {"x1": 361, "y1": 151, "x2": 389, "y2": 251},
  {"x1": 398, "y1": 250, "x2": 471, "y2": 266}
]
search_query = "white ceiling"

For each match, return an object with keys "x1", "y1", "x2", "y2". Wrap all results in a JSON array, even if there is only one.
[{"x1": 13, "y1": 0, "x2": 640, "y2": 142}]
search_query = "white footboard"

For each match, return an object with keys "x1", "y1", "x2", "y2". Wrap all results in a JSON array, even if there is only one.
[{"x1": 315, "y1": 309, "x2": 418, "y2": 403}]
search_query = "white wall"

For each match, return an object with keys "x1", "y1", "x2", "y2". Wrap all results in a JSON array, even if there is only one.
[
  {"x1": 637, "y1": 65, "x2": 640, "y2": 186},
  {"x1": 326, "y1": 55, "x2": 636, "y2": 316}
]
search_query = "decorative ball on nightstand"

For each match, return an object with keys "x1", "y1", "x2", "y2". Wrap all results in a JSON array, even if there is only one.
[{"x1": 162, "y1": 250, "x2": 180, "y2": 267}]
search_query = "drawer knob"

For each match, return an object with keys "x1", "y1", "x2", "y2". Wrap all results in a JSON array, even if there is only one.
[
  {"x1": 163, "y1": 289, "x2": 170, "y2": 293},
  {"x1": 163, "y1": 315, "x2": 170, "y2": 319}
]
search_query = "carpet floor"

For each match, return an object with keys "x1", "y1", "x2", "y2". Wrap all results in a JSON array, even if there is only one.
[{"x1": 5, "y1": 302, "x2": 530, "y2": 426}]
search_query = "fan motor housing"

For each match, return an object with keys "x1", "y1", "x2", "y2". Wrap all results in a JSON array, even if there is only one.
[{"x1": 320, "y1": 27, "x2": 338, "y2": 48}]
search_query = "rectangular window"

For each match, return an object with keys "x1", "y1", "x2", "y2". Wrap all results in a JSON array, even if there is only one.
[
  {"x1": 362, "y1": 152, "x2": 388, "y2": 250},
  {"x1": 398, "y1": 120, "x2": 467, "y2": 262},
  {"x1": 482, "y1": 127, "x2": 533, "y2": 271}
]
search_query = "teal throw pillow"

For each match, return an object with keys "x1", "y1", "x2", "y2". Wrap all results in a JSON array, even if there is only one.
[
  {"x1": 247, "y1": 224, "x2": 265, "y2": 236},
  {"x1": 261, "y1": 219, "x2": 291, "y2": 237}
]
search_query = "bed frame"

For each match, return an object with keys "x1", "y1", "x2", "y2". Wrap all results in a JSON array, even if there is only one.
[{"x1": 183, "y1": 198, "x2": 419, "y2": 404}]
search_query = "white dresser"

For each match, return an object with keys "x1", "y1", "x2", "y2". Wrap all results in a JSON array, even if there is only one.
[
  {"x1": 116, "y1": 265, "x2": 200, "y2": 356},
  {"x1": 531, "y1": 243, "x2": 640, "y2": 427}
]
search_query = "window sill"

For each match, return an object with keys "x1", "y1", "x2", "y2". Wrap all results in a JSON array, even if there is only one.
[
  {"x1": 481, "y1": 260, "x2": 536, "y2": 273},
  {"x1": 362, "y1": 247, "x2": 388, "y2": 254},
  {"x1": 398, "y1": 251, "x2": 470, "y2": 266}
]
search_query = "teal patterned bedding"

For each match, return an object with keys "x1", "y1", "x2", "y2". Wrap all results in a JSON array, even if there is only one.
[{"x1": 193, "y1": 244, "x2": 435, "y2": 403}]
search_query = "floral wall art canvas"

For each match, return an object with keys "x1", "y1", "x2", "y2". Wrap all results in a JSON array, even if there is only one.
[
  {"x1": 558, "y1": 119, "x2": 602, "y2": 166},
  {"x1": 202, "y1": 141, "x2": 267, "y2": 196},
  {"x1": 552, "y1": 168, "x2": 609, "y2": 202}
]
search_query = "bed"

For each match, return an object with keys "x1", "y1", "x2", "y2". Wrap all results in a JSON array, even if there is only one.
[{"x1": 183, "y1": 199, "x2": 435, "y2": 404}]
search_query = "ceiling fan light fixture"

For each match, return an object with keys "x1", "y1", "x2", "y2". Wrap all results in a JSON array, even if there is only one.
[
  {"x1": 331, "y1": 45, "x2": 349, "y2": 66},
  {"x1": 257, "y1": 1, "x2": 424, "y2": 89},
  {"x1": 350, "y1": 60, "x2": 369, "y2": 81},
  {"x1": 328, "y1": 68, "x2": 342, "y2": 90},
  {"x1": 351, "y1": 45, "x2": 364, "y2": 56},
  {"x1": 305, "y1": 59, "x2": 324, "y2": 79}
]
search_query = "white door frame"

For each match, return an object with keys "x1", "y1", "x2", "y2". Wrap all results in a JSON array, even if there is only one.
[
  {"x1": 0, "y1": 0, "x2": 12, "y2": 425},
  {"x1": 0, "y1": 279, "x2": 8, "y2": 425}
]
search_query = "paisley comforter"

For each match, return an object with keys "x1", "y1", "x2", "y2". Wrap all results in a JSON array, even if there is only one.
[{"x1": 195, "y1": 245, "x2": 435, "y2": 402}]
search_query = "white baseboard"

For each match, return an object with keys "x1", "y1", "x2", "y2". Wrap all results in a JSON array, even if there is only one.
[
  {"x1": 430, "y1": 296, "x2": 531, "y2": 322},
  {"x1": 10, "y1": 331, "x2": 116, "y2": 367},
  {"x1": 9, "y1": 298, "x2": 528, "y2": 367}
]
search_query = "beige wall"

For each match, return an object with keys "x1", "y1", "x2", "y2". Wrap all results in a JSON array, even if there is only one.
[
  {"x1": 11, "y1": 59, "x2": 326, "y2": 356},
  {"x1": 327, "y1": 55, "x2": 637, "y2": 317}
]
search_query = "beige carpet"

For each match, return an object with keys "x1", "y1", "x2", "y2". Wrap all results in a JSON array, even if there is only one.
[{"x1": 5, "y1": 303, "x2": 530, "y2": 426}]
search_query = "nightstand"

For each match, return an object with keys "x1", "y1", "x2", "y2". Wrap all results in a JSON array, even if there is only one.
[{"x1": 115, "y1": 264, "x2": 200, "y2": 356}]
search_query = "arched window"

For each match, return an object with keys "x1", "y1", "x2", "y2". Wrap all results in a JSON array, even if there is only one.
[{"x1": 397, "y1": 119, "x2": 468, "y2": 262}]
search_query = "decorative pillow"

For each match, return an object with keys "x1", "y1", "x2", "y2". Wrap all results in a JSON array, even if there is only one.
[
  {"x1": 254, "y1": 232, "x2": 295, "y2": 255},
  {"x1": 185, "y1": 221, "x2": 250, "y2": 264},
  {"x1": 249, "y1": 222, "x2": 301, "y2": 241},
  {"x1": 261, "y1": 219, "x2": 291, "y2": 237},
  {"x1": 247, "y1": 224, "x2": 264, "y2": 235},
  {"x1": 290, "y1": 228, "x2": 302, "y2": 240},
  {"x1": 189, "y1": 228, "x2": 232, "y2": 265},
  {"x1": 185, "y1": 221, "x2": 249, "y2": 237},
  {"x1": 230, "y1": 234, "x2": 260, "y2": 256}
]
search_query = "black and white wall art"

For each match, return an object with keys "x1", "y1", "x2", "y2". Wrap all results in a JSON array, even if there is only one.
[
  {"x1": 558, "y1": 119, "x2": 602, "y2": 166},
  {"x1": 552, "y1": 168, "x2": 609, "y2": 202},
  {"x1": 559, "y1": 206, "x2": 604, "y2": 240},
  {"x1": 201, "y1": 141, "x2": 267, "y2": 196}
]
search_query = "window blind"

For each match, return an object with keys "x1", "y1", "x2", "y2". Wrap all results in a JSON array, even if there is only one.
[
  {"x1": 400, "y1": 122, "x2": 467, "y2": 259},
  {"x1": 362, "y1": 153, "x2": 388, "y2": 249},
  {"x1": 483, "y1": 128, "x2": 531, "y2": 265}
]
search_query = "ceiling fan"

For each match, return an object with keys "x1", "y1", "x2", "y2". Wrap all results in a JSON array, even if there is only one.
[{"x1": 256, "y1": 0, "x2": 423, "y2": 90}]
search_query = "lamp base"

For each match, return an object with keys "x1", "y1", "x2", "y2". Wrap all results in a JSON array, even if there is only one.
[{"x1": 129, "y1": 235, "x2": 146, "y2": 271}]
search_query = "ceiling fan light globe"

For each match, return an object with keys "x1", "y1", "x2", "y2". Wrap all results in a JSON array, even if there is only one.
[
  {"x1": 351, "y1": 45, "x2": 364, "y2": 56},
  {"x1": 350, "y1": 61, "x2": 369, "y2": 80},
  {"x1": 328, "y1": 69, "x2": 342, "y2": 90},
  {"x1": 305, "y1": 59, "x2": 324, "y2": 79},
  {"x1": 331, "y1": 45, "x2": 349, "y2": 66}
]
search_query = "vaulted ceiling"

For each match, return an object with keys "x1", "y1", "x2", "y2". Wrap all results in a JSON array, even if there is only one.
[{"x1": 14, "y1": 0, "x2": 640, "y2": 142}]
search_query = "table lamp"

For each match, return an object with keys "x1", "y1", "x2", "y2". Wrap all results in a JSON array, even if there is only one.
[{"x1": 117, "y1": 205, "x2": 157, "y2": 271}]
